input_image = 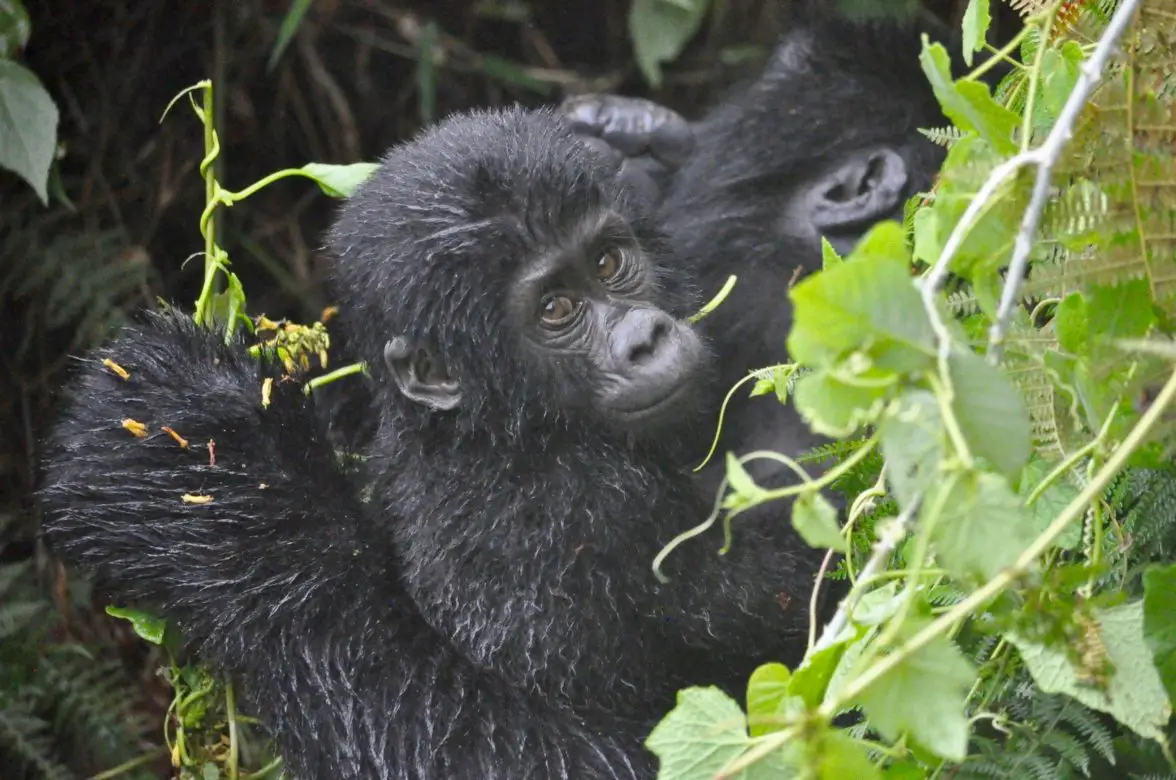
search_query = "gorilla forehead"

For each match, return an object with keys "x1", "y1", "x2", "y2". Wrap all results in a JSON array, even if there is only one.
[
  {"x1": 331, "y1": 106, "x2": 618, "y2": 270},
  {"x1": 325, "y1": 107, "x2": 631, "y2": 337}
]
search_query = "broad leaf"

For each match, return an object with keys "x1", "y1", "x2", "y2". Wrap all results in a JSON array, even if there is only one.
[
  {"x1": 919, "y1": 39, "x2": 1018, "y2": 154},
  {"x1": 628, "y1": 0, "x2": 709, "y2": 88},
  {"x1": 851, "y1": 619, "x2": 974, "y2": 761},
  {"x1": 746, "y1": 663, "x2": 793, "y2": 737},
  {"x1": 0, "y1": 59, "x2": 58, "y2": 203},
  {"x1": 301, "y1": 161, "x2": 379, "y2": 198},
  {"x1": 815, "y1": 731, "x2": 881, "y2": 780},
  {"x1": 960, "y1": 0, "x2": 991, "y2": 67},
  {"x1": 880, "y1": 390, "x2": 943, "y2": 510},
  {"x1": 924, "y1": 468, "x2": 1031, "y2": 583},
  {"x1": 788, "y1": 225, "x2": 934, "y2": 372},
  {"x1": 646, "y1": 686, "x2": 789, "y2": 780},
  {"x1": 948, "y1": 346, "x2": 1031, "y2": 478},
  {"x1": 1011, "y1": 601, "x2": 1173, "y2": 742},
  {"x1": 792, "y1": 491, "x2": 848, "y2": 553},
  {"x1": 793, "y1": 368, "x2": 890, "y2": 438},
  {"x1": 1142, "y1": 563, "x2": 1176, "y2": 706}
]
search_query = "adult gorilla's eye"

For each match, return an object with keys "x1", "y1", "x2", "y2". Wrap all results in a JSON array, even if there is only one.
[
  {"x1": 539, "y1": 294, "x2": 581, "y2": 328},
  {"x1": 596, "y1": 248, "x2": 623, "y2": 282}
]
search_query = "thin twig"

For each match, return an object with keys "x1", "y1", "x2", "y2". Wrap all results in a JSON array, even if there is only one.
[
  {"x1": 814, "y1": 498, "x2": 921, "y2": 651},
  {"x1": 988, "y1": 0, "x2": 1142, "y2": 362}
]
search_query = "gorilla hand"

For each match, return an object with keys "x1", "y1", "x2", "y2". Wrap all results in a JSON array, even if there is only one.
[{"x1": 560, "y1": 94, "x2": 694, "y2": 205}]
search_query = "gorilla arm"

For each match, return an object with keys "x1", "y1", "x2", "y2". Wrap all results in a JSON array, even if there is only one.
[{"x1": 39, "y1": 310, "x2": 650, "y2": 780}]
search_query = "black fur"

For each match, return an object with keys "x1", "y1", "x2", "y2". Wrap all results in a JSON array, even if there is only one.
[{"x1": 40, "y1": 108, "x2": 820, "y2": 779}]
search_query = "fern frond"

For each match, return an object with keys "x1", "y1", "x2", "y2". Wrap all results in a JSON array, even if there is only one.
[
  {"x1": 0, "y1": 698, "x2": 74, "y2": 780},
  {"x1": 919, "y1": 126, "x2": 966, "y2": 148}
]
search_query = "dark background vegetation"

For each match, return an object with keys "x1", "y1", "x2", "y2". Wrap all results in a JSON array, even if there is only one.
[{"x1": 0, "y1": 0, "x2": 990, "y2": 775}]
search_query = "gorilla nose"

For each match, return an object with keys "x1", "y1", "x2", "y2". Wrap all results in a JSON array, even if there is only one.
[{"x1": 612, "y1": 308, "x2": 674, "y2": 366}]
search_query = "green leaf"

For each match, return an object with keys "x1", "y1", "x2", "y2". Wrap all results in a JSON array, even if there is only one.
[
  {"x1": 792, "y1": 491, "x2": 848, "y2": 553},
  {"x1": 1142, "y1": 563, "x2": 1176, "y2": 706},
  {"x1": 919, "y1": 38, "x2": 1018, "y2": 154},
  {"x1": 821, "y1": 236, "x2": 843, "y2": 269},
  {"x1": 883, "y1": 760, "x2": 929, "y2": 779},
  {"x1": 1087, "y1": 278, "x2": 1156, "y2": 347},
  {"x1": 1010, "y1": 601, "x2": 1173, "y2": 742},
  {"x1": 1040, "y1": 43, "x2": 1081, "y2": 120},
  {"x1": 793, "y1": 367, "x2": 890, "y2": 438},
  {"x1": 788, "y1": 226, "x2": 933, "y2": 372},
  {"x1": 645, "y1": 687, "x2": 750, "y2": 779},
  {"x1": 960, "y1": 0, "x2": 991, "y2": 67},
  {"x1": 1053, "y1": 292, "x2": 1089, "y2": 355},
  {"x1": 851, "y1": 618, "x2": 974, "y2": 762},
  {"x1": 791, "y1": 638, "x2": 854, "y2": 709},
  {"x1": 106, "y1": 605, "x2": 167, "y2": 645},
  {"x1": 815, "y1": 730, "x2": 882, "y2": 780},
  {"x1": 747, "y1": 366, "x2": 792, "y2": 404},
  {"x1": 746, "y1": 663, "x2": 792, "y2": 737},
  {"x1": 206, "y1": 271, "x2": 250, "y2": 339},
  {"x1": 267, "y1": 0, "x2": 313, "y2": 71},
  {"x1": 628, "y1": 0, "x2": 709, "y2": 88},
  {"x1": 723, "y1": 452, "x2": 767, "y2": 511},
  {"x1": 1017, "y1": 457, "x2": 1082, "y2": 550},
  {"x1": 923, "y1": 469, "x2": 1031, "y2": 583},
  {"x1": 300, "y1": 161, "x2": 379, "y2": 198},
  {"x1": 880, "y1": 391, "x2": 943, "y2": 510},
  {"x1": 0, "y1": 59, "x2": 58, "y2": 203},
  {"x1": 911, "y1": 207, "x2": 941, "y2": 267},
  {"x1": 0, "y1": 0, "x2": 31, "y2": 58},
  {"x1": 948, "y1": 346, "x2": 1031, "y2": 478}
]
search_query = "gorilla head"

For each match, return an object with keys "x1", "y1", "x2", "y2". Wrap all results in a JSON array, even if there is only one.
[{"x1": 327, "y1": 109, "x2": 712, "y2": 448}]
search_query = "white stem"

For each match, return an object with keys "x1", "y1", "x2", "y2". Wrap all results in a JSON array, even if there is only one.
[{"x1": 988, "y1": 0, "x2": 1142, "y2": 362}]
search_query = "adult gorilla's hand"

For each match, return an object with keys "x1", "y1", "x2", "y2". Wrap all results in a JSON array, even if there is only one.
[{"x1": 560, "y1": 94, "x2": 694, "y2": 205}]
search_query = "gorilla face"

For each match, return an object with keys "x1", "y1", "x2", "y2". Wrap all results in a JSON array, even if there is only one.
[{"x1": 329, "y1": 107, "x2": 711, "y2": 443}]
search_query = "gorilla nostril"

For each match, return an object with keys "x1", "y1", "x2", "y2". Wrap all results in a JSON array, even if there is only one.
[{"x1": 626, "y1": 314, "x2": 671, "y2": 365}]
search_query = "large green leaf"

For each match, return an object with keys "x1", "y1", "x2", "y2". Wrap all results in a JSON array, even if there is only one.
[
  {"x1": 628, "y1": 0, "x2": 709, "y2": 88},
  {"x1": 0, "y1": 59, "x2": 58, "y2": 203},
  {"x1": 1011, "y1": 601, "x2": 1173, "y2": 742}
]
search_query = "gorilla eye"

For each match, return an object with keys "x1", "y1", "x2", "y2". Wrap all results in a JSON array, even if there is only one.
[
  {"x1": 596, "y1": 248, "x2": 623, "y2": 282},
  {"x1": 539, "y1": 294, "x2": 581, "y2": 328}
]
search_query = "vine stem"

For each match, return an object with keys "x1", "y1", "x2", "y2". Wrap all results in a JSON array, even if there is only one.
[
  {"x1": 988, "y1": 0, "x2": 1142, "y2": 361},
  {"x1": 813, "y1": 497, "x2": 921, "y2": 651}
]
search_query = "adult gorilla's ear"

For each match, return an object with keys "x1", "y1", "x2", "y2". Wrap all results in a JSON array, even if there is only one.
[
  {"x1": 807, "y1": 147, "x2": 909, "y2": 236},
  {"x1": 383, "y1": 337, "x2": 462, "y2": 411}
]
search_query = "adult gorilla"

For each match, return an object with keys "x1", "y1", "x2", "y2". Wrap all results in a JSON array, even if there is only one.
[
  {"x1": 39, "y1": 107, "x2": 820, "y2": 779},
  {"x1": 564, "y1": 10, "x2": 958, "y2": 501}
]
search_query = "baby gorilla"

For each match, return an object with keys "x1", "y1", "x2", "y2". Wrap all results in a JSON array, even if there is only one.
[{"x1": 40, "y1": 107, "x2": 822, "y2": 779}]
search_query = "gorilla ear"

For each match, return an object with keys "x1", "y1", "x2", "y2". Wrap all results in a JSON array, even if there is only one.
[
  {"x1": 383, "y1": 337, "x2": 462, "y2": 411},
  {"x1": 808, "y1": 147, "x2": 909, "y2": 233}
]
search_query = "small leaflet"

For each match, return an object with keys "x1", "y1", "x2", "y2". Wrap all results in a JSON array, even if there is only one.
[
  {"x1": 161, "y1": 426, "x2": 189, "y2": 449},
  {"x1": 262, "y1": 376, "x2": 274, "y2": 409},
  {"x1": 181, "y1": 493, "x2": 214, "y2": 505},
  {"x1": 121, "y1": 418, "x2": 148, "y2": 438},
  {"x1": 102, "y1": 358, "x2": 131, "y2": 380}
]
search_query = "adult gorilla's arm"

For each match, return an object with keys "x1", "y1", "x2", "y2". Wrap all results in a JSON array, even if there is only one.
[{"x1": 39, "y1": 311, "x2": 649, "y2": 780}]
